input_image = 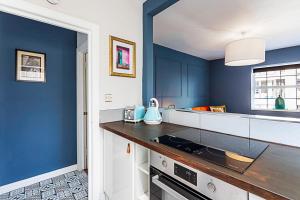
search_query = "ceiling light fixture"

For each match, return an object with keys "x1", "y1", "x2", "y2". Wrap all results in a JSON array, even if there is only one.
[
  {"x1": 47, "y1": 0, "x2": 60, "y2": 5},
  {"x1": 225, "y1": 38, "x2": 265, "y2": 66}
]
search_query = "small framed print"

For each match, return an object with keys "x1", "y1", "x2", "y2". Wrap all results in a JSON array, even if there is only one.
[
  {"x1": 109, "y1": 36, "x2": 136, "y2": 78},
  {"x1": 16, "y1": 49, "x2": 46, "y2": 82}
]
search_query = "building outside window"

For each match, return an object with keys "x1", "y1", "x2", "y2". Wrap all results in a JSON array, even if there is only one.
[{"x1": 252, "y1": 64, "x2": 300, "y2": 111}]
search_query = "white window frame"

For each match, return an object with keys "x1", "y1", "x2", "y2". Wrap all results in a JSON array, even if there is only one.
[{"x1": 251, "y1": 62, "x2": 300, "y2": 112}]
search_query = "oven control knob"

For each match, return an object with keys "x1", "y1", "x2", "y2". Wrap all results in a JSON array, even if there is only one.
[
  {"x1": 162, "y1": 160, "x2": 167, "y2": 168},
  {"x1": 207, "y1": 182, "x2": 216, "y2": 193}
]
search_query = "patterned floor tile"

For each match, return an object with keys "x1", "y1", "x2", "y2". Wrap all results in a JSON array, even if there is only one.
[
  {"x1": 25, "y1": 183, "x2": 40, "y2": 192},
  {"x1": 73, "y1": 191, "x2": 87, "y2": 200},
  {"x1": 67, "y1": 181, "x2": 80, "y2": 189},
  {"x1": 65, "y1": 177, "x2": 78, "y2": 184},
  {"x1": 41, "y1": 189, "x2": 55, "y2": 199},
  {"x1": 25, "y1": 189, "x2": 40, "y2": 198},
  {"x1": 64, "y1": 172, "x2": 75, "y2": 178},
  {"x1": 10, "y1": 188, "x2": 25, "y2": 197},
  {"x1": 0, "y1": 193, "x2": 9, "y2": 200},
  {"x1": 39, "y1": 180, "x2": 52, "y2": 187},
  {"x1": 0, "y1": 171, "x2": 88, "y2": 200},
  {"x1": 40, "y1": 184, "x2": 55, "y2": 193},
  {"x1": 52, "y1": 176, "x2": 65, "y2": 184},
  {"x1": 9, "y1": 193, "x2": 25, "y2": 200}
]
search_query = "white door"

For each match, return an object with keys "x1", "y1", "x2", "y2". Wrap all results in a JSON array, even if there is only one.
[
  {"x1": 83, "y1": 52, "x2": 88, "y2": 169},
  {"x1": 104, "y1": 130, "x2": 134, "y2": 200}
]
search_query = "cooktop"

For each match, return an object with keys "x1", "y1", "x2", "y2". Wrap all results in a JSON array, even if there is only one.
[{"x1": 152, "y1": 129, "x2": 269, "y2": 173}]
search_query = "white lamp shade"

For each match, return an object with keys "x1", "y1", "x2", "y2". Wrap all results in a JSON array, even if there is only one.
[{"x1": 225, "y1": 38, "x2": 265, "y2": 66}]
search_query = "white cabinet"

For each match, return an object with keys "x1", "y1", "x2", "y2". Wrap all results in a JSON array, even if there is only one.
[
  {"x1": 167, "y1": 110, "x2": 200, "y2": 128},
  {"x1": 199, "y1": 113, "x2": 250, "y2": 137},
  {"x1": 250, "y1": 119, "x2": 300, "y2": 147},
  {"x1": 249, "y1": 193, "x2": 265, "y2": 200},
  {"x1": 104, "y1": 130, "x2": 135, "y2": 200}
]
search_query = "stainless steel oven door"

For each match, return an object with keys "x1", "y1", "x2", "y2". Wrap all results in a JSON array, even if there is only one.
[{"x1": 150, "y1": 167, "x2": 210, "y2": 200}]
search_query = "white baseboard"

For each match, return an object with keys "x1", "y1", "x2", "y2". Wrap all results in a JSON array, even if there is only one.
[{"x1": 0, "y1": 164, "x2": 78, "y2": 195}]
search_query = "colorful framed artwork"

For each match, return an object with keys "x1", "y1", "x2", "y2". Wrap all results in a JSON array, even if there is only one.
[
  {"x1": 109, "y1": 36, "x2": 136, "y2": 78},
  {"x1": 16, "y1": 49, "x2": 46, "y2": 82}
]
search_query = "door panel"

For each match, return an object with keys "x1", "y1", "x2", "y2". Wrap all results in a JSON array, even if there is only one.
[
  {"x1": 155, "y1": 57, "x2": 182, "y2": 97},
  {"x1": 104, "y1": 130, "x2": 134, "y2": 200}
]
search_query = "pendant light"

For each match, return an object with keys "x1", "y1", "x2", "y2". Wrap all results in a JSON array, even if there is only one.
[{"x1": 225, "y1": 38, "x2": 265, "y2": 66}]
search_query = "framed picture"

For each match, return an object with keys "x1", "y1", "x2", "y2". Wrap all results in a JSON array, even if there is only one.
[
  {"x1": 109, "y1": 36, "x2": 136, "y2": 78},
  {"x1": 16, "y1": 49, "x2": 46, "y2": 82}
]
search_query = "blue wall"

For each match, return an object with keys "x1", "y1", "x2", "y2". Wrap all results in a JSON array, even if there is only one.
[
  {"x1": 143, "y1": 0, "x2": 179, "y2": 105},
  {"x1": 0, "y1": 12, "x2": 77, "y2": 186},
  {"x1": 154, "y1": 44, "x2": 210, "y2": 108},
  {"x1": 210, "y1": 46, "x2": 300, "y2": 118}
]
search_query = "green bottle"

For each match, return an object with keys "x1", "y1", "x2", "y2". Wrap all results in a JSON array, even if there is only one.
[{"x1": 275, "y1": 95, "x2": 285, "y2": 110}]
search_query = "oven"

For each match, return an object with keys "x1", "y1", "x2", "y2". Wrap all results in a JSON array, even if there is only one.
[
  {"x1": 150, "y1": 167, "x2": 210, "y2": 200},
  {"x1": 150, "y1": 151, "x2": 211, "y2": 200},
  {"x1": 150, "y1": 151, "x2": 248, "y2": 200}
]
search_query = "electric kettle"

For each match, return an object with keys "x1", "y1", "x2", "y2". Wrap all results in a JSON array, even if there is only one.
[{"x1": 144, "y1": 98, "x2": 162, "y2": 125}]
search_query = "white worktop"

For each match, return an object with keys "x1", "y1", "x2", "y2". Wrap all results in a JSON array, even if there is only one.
[{"x1": 174, "y1": 108, "x2": 300, "y2": 124}]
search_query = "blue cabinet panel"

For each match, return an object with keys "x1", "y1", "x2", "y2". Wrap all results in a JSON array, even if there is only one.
[
  {"x1": 187, "y1": 64, "x2": 209, "y2": 98},
  {"x1": 154, "y1": 44, "x2": 210, "y2": 108},
  {"x1": 155, "y1": 57, "x2": 182, "y2": 97}
]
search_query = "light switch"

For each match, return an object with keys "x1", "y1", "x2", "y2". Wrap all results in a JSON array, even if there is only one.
[{"x1": 104, "y1": 94, "x2": 112, "y2": 102}]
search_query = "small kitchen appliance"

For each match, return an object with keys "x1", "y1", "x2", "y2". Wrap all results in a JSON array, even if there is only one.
[
  {"x1": 144, "y1": 98, "x2": 162, "y2": 125},
  {"x1": 124, "y1": 106, "x2": 145, "y2": 123}
]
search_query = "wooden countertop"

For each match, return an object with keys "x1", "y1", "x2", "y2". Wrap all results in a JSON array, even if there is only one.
[{"x1": 100, "y1": 121, "x2": 300, "y2": 200}]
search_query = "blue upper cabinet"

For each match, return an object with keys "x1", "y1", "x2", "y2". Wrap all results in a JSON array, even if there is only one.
[
  {"x1": 155, "y1": 57, "x2": 182, "y2": 97},
  {"x1": 154, "y1": 44, "x2": 210, "y2": 109}
]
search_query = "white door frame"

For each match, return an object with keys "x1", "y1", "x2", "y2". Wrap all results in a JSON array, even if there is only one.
[
  {"x1": 77, "y1": 37, "x2": 88, "y2": 171},
  {"x1": 0, "y1": 1, "x2": 100, "y2": 199}
]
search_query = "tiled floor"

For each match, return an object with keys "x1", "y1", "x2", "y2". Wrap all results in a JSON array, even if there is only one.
[{"x1": 0, "y1": 171, "x2": 88, "y2": 200}]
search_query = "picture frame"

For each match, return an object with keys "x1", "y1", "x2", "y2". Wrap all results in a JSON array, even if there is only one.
[
  {"x1": 16, "y1": 49, "x2": 46, "y2": 82},
  {"x1": 109, "y1": 36, "x2": 136, "y2": 78}
]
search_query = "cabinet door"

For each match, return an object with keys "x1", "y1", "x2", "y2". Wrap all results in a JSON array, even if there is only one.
[
  {"x1": 104, "y1": 130, "x2": 134, "y2": 200},
  {"x1": 249, "y1": 193, "x2": 265, "y2": 200}
]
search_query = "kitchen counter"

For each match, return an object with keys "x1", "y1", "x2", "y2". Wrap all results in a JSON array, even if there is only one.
[
  {"x1": 175, "y1": 108, "x2": 300, "y2": 124},
  {"x1": 100, "y1": 121, "x2": 300, "y2": 200}
]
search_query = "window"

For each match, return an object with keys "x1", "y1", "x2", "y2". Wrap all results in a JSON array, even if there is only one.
[{"x1": 252, "y1": 64, "x2": 300, "y2": 111}]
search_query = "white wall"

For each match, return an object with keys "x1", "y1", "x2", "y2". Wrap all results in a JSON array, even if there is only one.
[
  {"x1": 21, "y1": 1, "x2": 143, "y2": 200},
  {"x1": 25, "y1": 0, "x2": 143, "y2": 110}
]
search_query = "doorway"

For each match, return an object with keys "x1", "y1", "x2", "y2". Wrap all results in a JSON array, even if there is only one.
[{"x1": 0, "y1": 1, "x2": 100, "y2": 199}]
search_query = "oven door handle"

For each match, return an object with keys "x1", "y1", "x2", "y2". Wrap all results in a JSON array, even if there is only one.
[{"x1": 152, "y1": 175, "x2": 189, "y2": 200}]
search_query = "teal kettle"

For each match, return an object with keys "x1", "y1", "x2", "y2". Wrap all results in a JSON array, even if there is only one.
[{"x1": 144, "y1": 98, "x2": 162, "y2": 125}]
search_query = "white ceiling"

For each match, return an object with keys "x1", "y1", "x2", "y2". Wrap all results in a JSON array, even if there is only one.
[{"x1": 154, "y1": 0, "x2": 300, "y2": 60}]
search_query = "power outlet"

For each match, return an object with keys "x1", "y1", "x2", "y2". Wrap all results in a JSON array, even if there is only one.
[{"x1": 104, "y1": 94, "x2": 112, "y2": 102}]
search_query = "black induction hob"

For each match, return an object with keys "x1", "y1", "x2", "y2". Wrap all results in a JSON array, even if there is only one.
[{"x1": 152, "y1": 130, "x2": 269, "y2": 173}]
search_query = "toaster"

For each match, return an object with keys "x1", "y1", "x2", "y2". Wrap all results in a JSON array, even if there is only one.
[{"x1": 124, "y1": 106, "x2": 145, "y2": 123}]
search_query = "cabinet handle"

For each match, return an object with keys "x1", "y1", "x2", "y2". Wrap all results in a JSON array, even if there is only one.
[
  {"x1": 127, "y1": 143, "x2": 131, "y2": 154},
  {"x1": 104, "y1": 191, "x2": 110, "y2": 200}
]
